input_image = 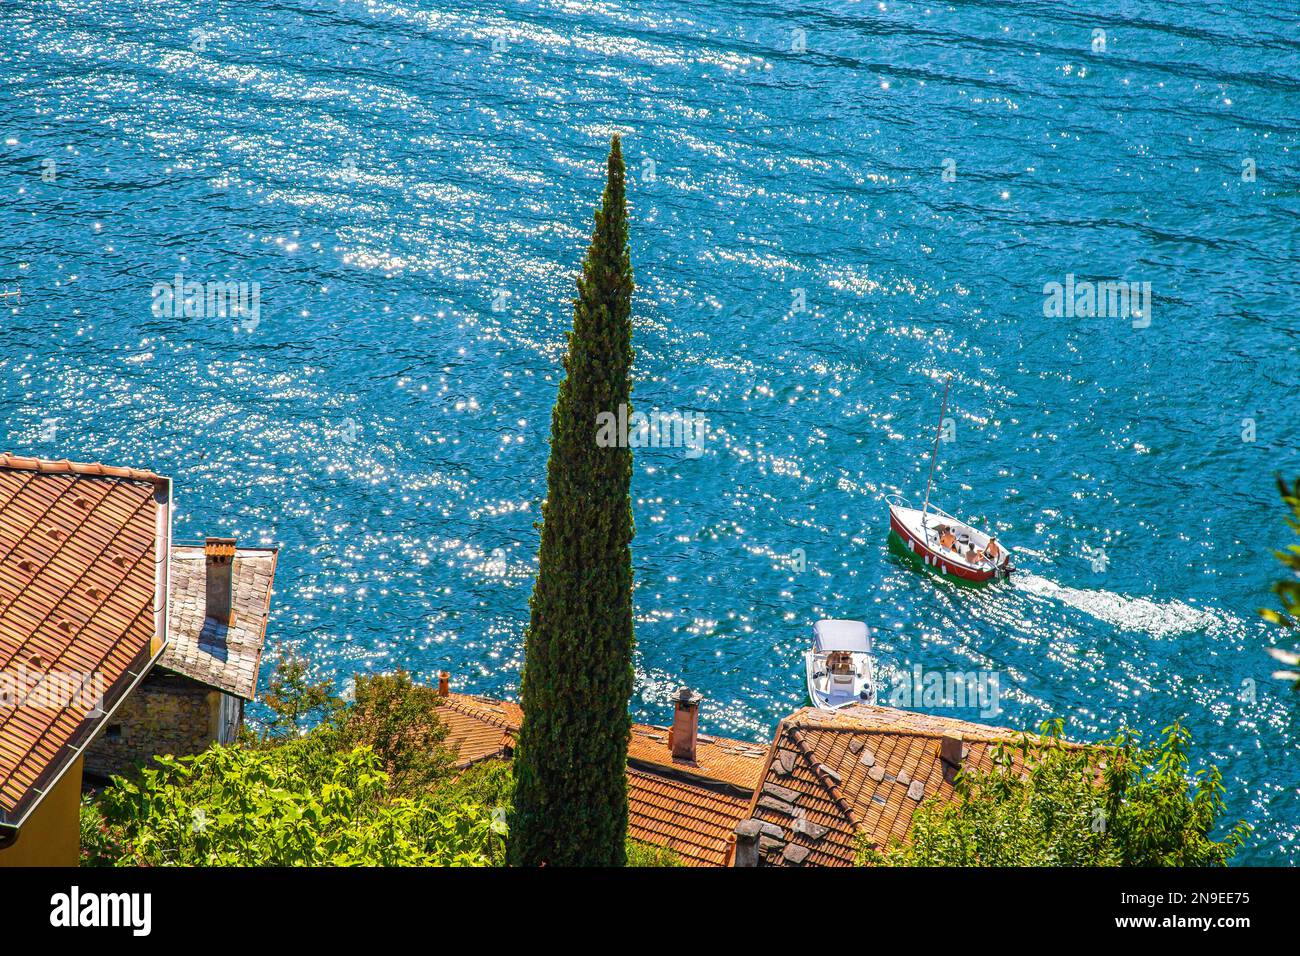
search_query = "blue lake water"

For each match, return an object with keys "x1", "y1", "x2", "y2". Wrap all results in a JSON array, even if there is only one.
[{"x1": 1, "y1": 1, "x2": 1297, "y2": 863}]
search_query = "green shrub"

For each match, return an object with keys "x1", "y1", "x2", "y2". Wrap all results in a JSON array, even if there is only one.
[
  {"x1": 1261, "y1": 475, "x2": 1300, "y2": 689},
  {"x1": 625, "y1": 839, "x2": 685, "y2": 867},
  {"x1": 84, "y1": 657, "x2": 683, "y2": 867},
  {"x1": 258, "y1": 644, "x2": 339, "y2": 739},
  {"x1": 433, "y1": 758, "x2": 514, "y2": 812},
  {"x1": 92, "y1": 744, "x2": 503, "y2": 866},
  {"x1": 328, "y1": 671, "x2": 453, "y2": 796},
  {"x1": 79, "y1": 800, "x2": 125, "y2": 866},
  {"x1": 859, "y1": 721, "x2": 1248, "y2": 867}
]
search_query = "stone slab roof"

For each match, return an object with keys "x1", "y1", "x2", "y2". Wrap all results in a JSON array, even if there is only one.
[
  {"x1": 161, "y1": 545, "x2": 278, "y2": 701},
  {"x1": 744, "y1": 705, "x2": 1076, "y2": 867}
]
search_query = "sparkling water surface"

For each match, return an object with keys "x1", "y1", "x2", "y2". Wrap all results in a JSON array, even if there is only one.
[{"x1": 1, "y1": 0, "x2": 1297, "y2": 863}]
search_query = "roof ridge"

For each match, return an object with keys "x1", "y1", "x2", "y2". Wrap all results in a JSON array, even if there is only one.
[
  {"x1": 441, "y1": 693, "x2": 518, "y2": 731},
  {"x1": 629, "y1": 721, "x2": 762, "y2": 754},
  {"x1": 0, "y1": 453, "x2": 167, "y2": 486},
  {"x1": 787, "y1": 726, "x2": 861, "y2": 827},
  {"x1": 625, "y1": 758, "x2": 755, "y2": 800},
  {"x1": 794, "y1": 721, "x2": 1015, "y2": 744},
  {"x1": 791, "y1": 716, "x2": 1088, "y2": 749}
]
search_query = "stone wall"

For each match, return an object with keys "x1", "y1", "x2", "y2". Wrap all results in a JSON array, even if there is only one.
[{"x1": 85, "y1": 672, "x2": 218, "y2": 779}]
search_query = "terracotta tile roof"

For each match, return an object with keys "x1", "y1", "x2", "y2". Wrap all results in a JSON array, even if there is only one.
[
  {"x1": 743, "y1": 705, "x2": 1077, "y2": 867},
  {"x1": 434, "y1": 691, "x2": 765, "y2": 866},
  {"x1": 623, "y1": 723, "x2": 765, "y2": 865},
  {"x1": 627, "y1": 768, "x2": 751, "y2": 867},
  {"x1": 161, "y1": 545, "x2": 278, "y2": 700},
  {"x1": 436, "y1": 693, "x2": 522, "y2": 768},
  {"x1": 627, "y1": 723, "x2": 768, "y2": 791},
  {"x1": 0, "y1": 453, "x2": 166, "y2": 486},
  {"x1": 0, "y1": 455, "x2": 170, "y2": 825}
]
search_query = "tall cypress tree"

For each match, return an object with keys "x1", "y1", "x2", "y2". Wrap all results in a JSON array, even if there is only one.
[{"x1": 508, "y1": 136, "x2": 636, "y2": 867}]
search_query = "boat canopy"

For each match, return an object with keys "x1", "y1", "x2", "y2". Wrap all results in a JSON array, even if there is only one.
[{"x1": 813, "y1": 619, "x2": 871, "y2": 653}]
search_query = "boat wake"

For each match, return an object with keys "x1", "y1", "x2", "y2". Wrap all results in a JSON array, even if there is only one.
[{"x1": 1012, "y1": 573, "x2": 1223, "y2": 639}]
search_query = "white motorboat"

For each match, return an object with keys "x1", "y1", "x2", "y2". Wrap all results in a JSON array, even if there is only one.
[{"x1": 805, "y1": 619, "x2": 875, "y2": 711}]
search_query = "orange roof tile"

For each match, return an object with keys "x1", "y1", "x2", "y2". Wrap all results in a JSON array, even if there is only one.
[
  {"x1": 0, "y1": 455, "x2": 170, "y2": 826},
  {"x1": 743, "y1": 705, "x2": 1079, "y2": 866},
  {"x1": 437, "y1": 693, "x2": 522, "y2": 768},
  {"x1": 623, "y1": 722, "x2": 766, "y2": 865},
  {"x1": 627, "y1": 723, "x2": 768, "y2": 791},
  {"x1": 434, "y1": 691, "x2": 766, "y2": 866},
  {"x1": 628, "y1": 768, "x2": 751, "y2": 867}
]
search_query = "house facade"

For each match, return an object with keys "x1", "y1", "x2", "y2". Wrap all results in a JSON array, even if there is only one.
[
  {"x1": 0, "y1": 455, "x2": 171, "y2": 866},
  {"x1": 85, "y1": 539, "x2": 278, "y2": 779},
  {"x1": 0, "y1": 454, "x2": 277, "y2": 866}
]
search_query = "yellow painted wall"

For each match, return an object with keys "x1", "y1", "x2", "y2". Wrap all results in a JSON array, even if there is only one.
[{"x1": 0, "y1": 756, "x2": 83, "y2": 867}]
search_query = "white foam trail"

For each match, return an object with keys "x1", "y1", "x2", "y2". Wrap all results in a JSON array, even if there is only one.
[{"x1": 1013, "y1": 573, "x2": 1223, "y2": 639}]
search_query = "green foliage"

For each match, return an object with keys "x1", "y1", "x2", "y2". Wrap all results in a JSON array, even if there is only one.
[
  {"x1": 327, "y1": 671, "x2": 453, "y2": 795},
  {"x1": 434, "y1": 758, "x2": 514, "y2": 812},
  {"x1": 85, "y1": 654, "x2": 670, "y2": 867},
  {"x1": 859, "y1": 721, "x2": 1248, "y2": 867},
  {"x1": 82, "y1": 658, "x2": 514, "y2": 866},
  {"x1": 90, "y1": 744, "x2": 503, "y2": 866},
  {"x1": 1260, "y1": 475, "x2": 1300, "y2": 689},
  {"x1": 258, "y1": 643, "x2": 339, "y2": 738},
  {"x1": 625, "y1": 839, "x2": 684, "y2": 867},
  {"x1": 509, "y1": 136, "x2": 636, "y2": 867},
  {"x1": 252, "y1": 667, "x2": 452, "y2": 792},
  {"x1": 80, "y1": 800, "x2": 124, "y2": 866}
]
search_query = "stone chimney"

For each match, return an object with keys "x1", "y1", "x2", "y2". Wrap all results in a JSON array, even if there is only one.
[
  {"x1": 940, "y1": 733, "x2": 964, "y2": 784},
  {"x1": 669, "y1": 686, "x2": 702, "y2": 763},
  {"x1": 437, "y1": 671, "x2": 450, "y2": 696},
  {"x1": 733, "y1": 819, "x2": 762, "y2": 867},
  {"x1": 204, "y1": 537, "x2": 237, "y2": 625}
]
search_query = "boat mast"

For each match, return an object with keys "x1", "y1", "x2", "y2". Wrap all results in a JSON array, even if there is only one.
[{"x1": 921, "y1": 373, "x2": 952, "y2": 527}]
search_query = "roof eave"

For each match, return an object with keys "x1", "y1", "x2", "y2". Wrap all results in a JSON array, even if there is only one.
[
  {"x1": 625, "y1": 756, "x2": 757, "y2": 800},
  {"x1": 0, "y1": 634, "x2": 170, "y2": 833},
  {"x1": 151, "y1": 664, "x2": 253, "y2": 702}
]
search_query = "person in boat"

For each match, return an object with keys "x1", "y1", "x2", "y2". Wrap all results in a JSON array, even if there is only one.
[
  {"x1": 986, "y1": 537, "x2": 1002, "y2": 564},
  {"x1": 826, "y1": 651, "x2": 853, "y2": 675},
  {"x1": 938, "y1": 524, "x2": 957, "y2": 551}
]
